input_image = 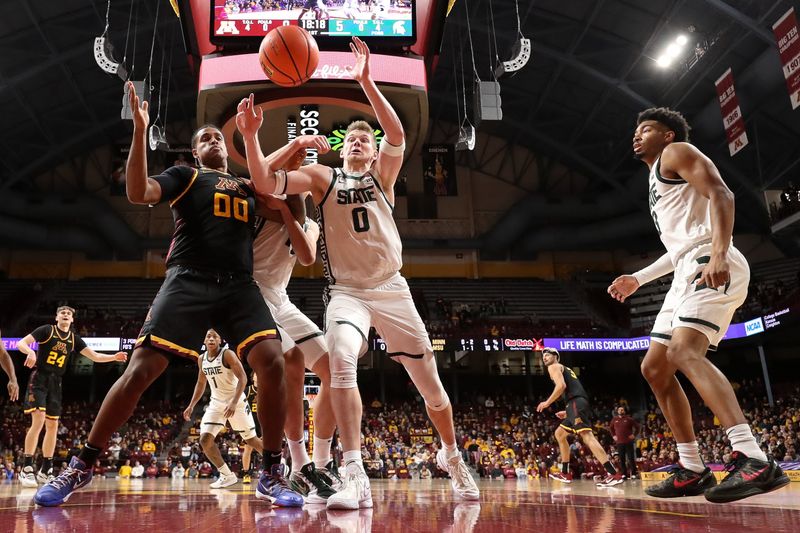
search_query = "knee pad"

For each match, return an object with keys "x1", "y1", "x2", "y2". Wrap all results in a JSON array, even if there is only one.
[{"x1": 328, "y1": 328, "x2": 361, "y2": 390}]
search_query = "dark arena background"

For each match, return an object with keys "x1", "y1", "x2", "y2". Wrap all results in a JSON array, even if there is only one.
[{"x1": 1, "y1": 0, "x2": 800, "y2": 531}]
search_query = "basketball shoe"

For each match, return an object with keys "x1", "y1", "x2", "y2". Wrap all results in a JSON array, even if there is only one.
[
  {"x1": 326, "y1": 462, "x2": 373, "y2": 510},
  {"x1": 704, "y1": 452, "x2": 790, "y2": 503},
  {"x1": 289, "y1": 462, "x2": 336, "y2": 504},
  {"x1": 243, "y1": 473, "x2": 252, "y2": 484},
  {"x1": 255, "y1": 464, "x2": 304, "y2": 507},
  {"x1": 33, "y1": 456, "x2": 93, "y2": 507},
  {"x1": 550, "y1": 471, "x2": 572, "y2": 484},
  {"x1": 317, "y1": 460, "x2": 344, "y2": 492},
  {"x1": 436, "y1": 449, "x2": 480, "y2": 500},
  {"x1": 20, "y1": 466, "x2": 38, "y2": 488},
  {"x1": 36, "y1": 469, "x2": 54, "y2": 484},
  {"x1": 210, "y1": 472, "x2": 238, "y2": 489},
  {"x1": 645, "y1": 464, "x2": 716, "y2": 498},
  {"x1": 596, "y1": 473, "x2": 624, "y2": 488}
]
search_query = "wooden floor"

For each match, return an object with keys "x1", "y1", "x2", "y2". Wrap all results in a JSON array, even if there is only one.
[{"x1": 2, "y1": 477, "x2": 798, "y2": 532}]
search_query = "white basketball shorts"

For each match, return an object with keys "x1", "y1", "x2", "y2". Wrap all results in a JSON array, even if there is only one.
[
  {"x1": 260, "y1": 285, "x2": 327, "y2": 368},
  {"x1": 200, "y1": 395, "x2": 257, "y2": 440}
]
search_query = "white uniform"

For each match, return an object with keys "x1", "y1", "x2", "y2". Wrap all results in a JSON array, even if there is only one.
[
  {"x1": 316, "y1": 167, "x2": 433, "y2": 364},
  {"x1": 342, "y1": 0, "x2": 360, "y2": 18},
  {"x1": 648, "y1": 156, "x2": 749, "y2": 349},
  {"x1": 252, "y1": 216, "x2": 327, "y2": 366},
  {"x1": 200, "y1": 348, "x2": 256, "y2": 439}
]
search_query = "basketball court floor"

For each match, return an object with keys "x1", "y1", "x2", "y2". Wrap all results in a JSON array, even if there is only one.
[{"x1": 2, "y1": 478, "x2": 797, "y2": 532}]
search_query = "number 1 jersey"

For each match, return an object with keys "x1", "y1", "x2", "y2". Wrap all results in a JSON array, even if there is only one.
[{"x1": 315, "y1": 167, "x2": 402, "y2": 289}]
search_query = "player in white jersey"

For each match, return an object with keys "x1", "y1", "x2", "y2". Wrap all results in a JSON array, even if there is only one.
[
  {"x1": 183, "y1": 329, "x2": 263, "y2": 489},
  {"x1": 608, "y1": 108, "x2": 788, "y2": 503},
  {"x1": 236, "y1": 36, "x2": 479, "y2": 510},
  {"x1": 252, "y1": 187, "x2": 339, "y2": 503},
  {"x1": 341, "y1": 0, "x2": 360, "y2": 19}
]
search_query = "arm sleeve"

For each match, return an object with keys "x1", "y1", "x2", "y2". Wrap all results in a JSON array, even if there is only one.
[
  {"x1": 73, "y1": 334, "x2": 87, "y2": 353},
  {"x1": 150, "y1": 165, "x2": 196, "y2": 204},
  {"x1": 632, "y1": 253, "x2": 674, "y2": 286},
  {"x1": 31, "y1": 325, "x2": 52, "y2": 342}
]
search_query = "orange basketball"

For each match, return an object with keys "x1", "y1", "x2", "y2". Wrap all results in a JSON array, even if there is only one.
[{"x1": 258, "y1": 25, "x2": 320, "y2": 87}]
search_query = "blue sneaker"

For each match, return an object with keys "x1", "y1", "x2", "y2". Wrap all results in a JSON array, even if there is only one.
[
  {"x1": 256, "y1": 464, "x2": 304, "y2": 507},
  {"x1": 33, "y1": 456, "x2": 93, "y2": 507}
]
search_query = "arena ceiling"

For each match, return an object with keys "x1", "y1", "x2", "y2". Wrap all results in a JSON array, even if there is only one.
[{"x1": 1, "y1": 0, "x2": 799, "y2": 259}]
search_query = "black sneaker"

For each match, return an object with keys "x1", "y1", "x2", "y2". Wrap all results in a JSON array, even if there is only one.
[
  {"x1": 645, "y1": 464, "x2": 716, "y2": 498},
  {"x1": 317, "y1": 460, "x2": 343, "y2": 492},
  {"x1": 289, "y1": 462, "x2": 336, "y2": 504},
  {"x1": 704, "y1": 451, "x2": 790, "y2": 503}
]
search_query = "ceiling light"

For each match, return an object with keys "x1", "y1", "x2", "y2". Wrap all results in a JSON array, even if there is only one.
[
  {"x1": 666, "y1": 43, "x2": 682, "y2": 57},
  {"x1": 676, "y1": 34, "x2": 688, "y2": 46},
  {"x1": 656, "y1": 55, "x2": 672, "y2": 68}
]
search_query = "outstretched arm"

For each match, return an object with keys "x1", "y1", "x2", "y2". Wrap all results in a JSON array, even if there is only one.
[
  {"x1": 235, "y1": 93, "x2": 330, "y2": 199},
  {"x1": 349, "y1": 37, "x2": 405, "y2": 191},
  {"x1": 661, "y1": 142, "x2": 735, "y2": 289},
  {"x1": 261, "y1": 194, "x2": 319, "y2": 266},
  {"x1": 80, "y1": 348, "x2": 128, "y2": 364},
  {"x1": 125, "y1": 81, "x2": 163, "y2": 205},
  {"x1": 607, "y1": 253, "x2": 674, "y2": 303}
]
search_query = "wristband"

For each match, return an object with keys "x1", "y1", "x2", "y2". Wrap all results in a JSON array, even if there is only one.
[{"x1": 274, "y1": 169, "x2": 288, "y2": 196}]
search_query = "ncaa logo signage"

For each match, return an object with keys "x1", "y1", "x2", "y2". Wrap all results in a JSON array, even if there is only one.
[{"x1": 744, "y1": 317, "x2": 764, "y2": 336}]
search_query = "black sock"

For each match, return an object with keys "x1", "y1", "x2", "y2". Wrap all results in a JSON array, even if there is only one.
[
  {"x1": 78, "y1": 443, "x2": 102, "y2": 466},
  {"x1": 603, "y1": 461, "x2": 617, "y2": 475},
  {"x1": 561, "y1": 462, "x2": 570, "y2": 474},
  {"x1": 24, "y1": 455, "x2": 33, "y2": 468},
  {"x1": 41, "y1": 457, "x2": 53, "y2": 473},
  {"x1": 264, "y1": 451, "x2": 282, "y2": 471}
]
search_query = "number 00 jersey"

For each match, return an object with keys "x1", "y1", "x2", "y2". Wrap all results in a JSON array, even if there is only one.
[
  {"x1": 201, "y1": 349, "x2": 244, "y2": 403},
  {"x1": 30, "y1": 325, "x2": 87, "y2": 377},
  {"x1": 648, "y1": 156, "x2": 714, "y2": 262},
  {"x1": 152, "y1": 166, "x2": 257, "y2": 274},
  {"x1": 315, "y1": 167, "x2": 402, "y2": 289}
]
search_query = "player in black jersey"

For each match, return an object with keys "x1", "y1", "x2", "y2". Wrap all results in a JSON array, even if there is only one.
[
  {"x1": 537, "y1": 348, "x2": 623, "y2": 487},
  {"x1": 34, "y1": 82, "x2": 303, "y2": 508},
  {"x1": 0, "y1": 329, "x2": 19, "y2": 402},
  {"x1": 16, "y1": 306, "x2": 127, "y2": 488},
  {"x1": 242, "y1": 371, "x2": 261, "y2": 484}
]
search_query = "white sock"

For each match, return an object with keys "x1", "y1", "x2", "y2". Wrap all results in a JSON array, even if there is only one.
[
  {"x1": 726, "y1": 423, "x2": 768, "y2": 462},
  {"x1": 218, "y1": 464, "x2": 232, "y2": 477},
  {"x1": 676, "y1": 441, "x2": 705, "y2": 473},
  {"x1": 313, "y1": 436, "x2": 333, "y2": 469},
  {"x1": 287, "y1": 437, "x2": 311, "y2": 472},
  {"x1": 443, "y1": 441, "x2": 459, "y2": 460},
  {"x1": 343, "y1": 450, "x2": 363, "y2": 468}
]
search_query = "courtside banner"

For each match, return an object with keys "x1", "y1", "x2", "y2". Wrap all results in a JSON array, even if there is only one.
[
  {"x1": 773, "y1": 7, "x2": 800, "y2": 109},
  {"x1": 714, "y1": 68, "x2": 748, "y2": 156}
]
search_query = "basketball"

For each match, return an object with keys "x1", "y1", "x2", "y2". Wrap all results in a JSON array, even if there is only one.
[{"x1": 258, "y1": 25, "x2": 319, "y2": 87}]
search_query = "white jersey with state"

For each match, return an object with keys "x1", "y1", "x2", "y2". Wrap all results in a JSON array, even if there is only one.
[
  {"x1": 316, "y1": 167, "x2": 402, "y2": 289},
  {"x1": 648, "y1": 155, "x2": 713, "y2": 262},
  {"x1": 252, "y1": 217, "x2": 297, "y2": 292},
  {"x1": 201, "y1": 349, "x2": 243, "y2": 403}
]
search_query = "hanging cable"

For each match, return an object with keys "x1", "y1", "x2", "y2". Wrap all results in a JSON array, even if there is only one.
[
  {"x1": 122, "y1": 0, "x2": 135, "y2": 72},
  {"x1": 462, "y1": 0, "x2": 479, "y2": 79},
  {"x1": 145, "y1": 0, "x2": 161, "y2": 91}
]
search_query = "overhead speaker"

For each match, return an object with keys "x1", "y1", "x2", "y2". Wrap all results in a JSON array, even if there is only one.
[
  {"x1": 94, "y1": 36, "x2": 128, "y2": 80},
  {"x1": 494, "y1": 37, "x2": 531, "y2": 79},
  {"x1": 455, "y1": 123, "x2": 476, "y2": 151},
  {"x1": 474, "y1": 80, "x2": 502, "y2": 123},
  {"x1": 121, "y1": 81, "x2": 149, "y2": 120}
]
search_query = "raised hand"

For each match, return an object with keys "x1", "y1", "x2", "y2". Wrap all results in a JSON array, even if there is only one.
[
  {"x1": 127, "y1": 81, "x2": 149, "y2": 132},
  {"x1": 294, "y1": 135, "x2": 331, "y2": 155},
  {"x1": 236, "y1": 93, "x2": 264, "y2": 138},
  {"x1": 349, "y1": 36, "x2": 371, "y2": 83}
]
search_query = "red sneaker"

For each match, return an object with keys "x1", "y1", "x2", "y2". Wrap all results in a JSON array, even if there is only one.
[
  {"x1": 596, "y1": 473, "x2": 624, "y2": 488},
  {"x1": 551, "y1": 471, "x2": 573, "y2": 483}
]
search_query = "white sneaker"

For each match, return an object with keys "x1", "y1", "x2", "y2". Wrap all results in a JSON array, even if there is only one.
[
  {"x1": 20, "y1": 466, "x2": 38, "y2": 488},
  {"x1": 326, "y1": 463, "x2": 372, "y2": 510},
  {"x1": 437, "y1": 449, "x2": 480, "y2": 501},
  {"x1": 210, "y1": 472, "x2": 238, "y2": 489},
  {"x1": 36, "y1": 469, "x2": 54, "y2": 484}
]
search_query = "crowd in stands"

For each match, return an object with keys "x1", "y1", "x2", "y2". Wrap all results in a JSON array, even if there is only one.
[
  {"x1": 2, "y1": 378, "x2": 798, "y2": 483},
  {"x1": 768, "y1": 182, "x2": 800, "y2": 223}
]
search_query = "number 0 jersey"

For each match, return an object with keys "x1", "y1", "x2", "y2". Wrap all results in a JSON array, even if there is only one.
[
  {"x1": 30, "y1": 325, "x2": 87, "y2": 377},
  {"x1": 315, "y1": 167, "x2": 402, "y2": 289},
  {"x1": 648, "y1": 156, "x2": 713, "y2": 262},
  {"x1": 152, "y1": 166, "x2": 257, "y2": 274},
  {"x1": 201, "y1": 348, "x2": 244, "y2": 403}
]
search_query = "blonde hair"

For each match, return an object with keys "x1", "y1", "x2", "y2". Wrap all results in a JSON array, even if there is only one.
[{"x1": 345, "y1": 120, "x2": 376, "y2": 148}]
